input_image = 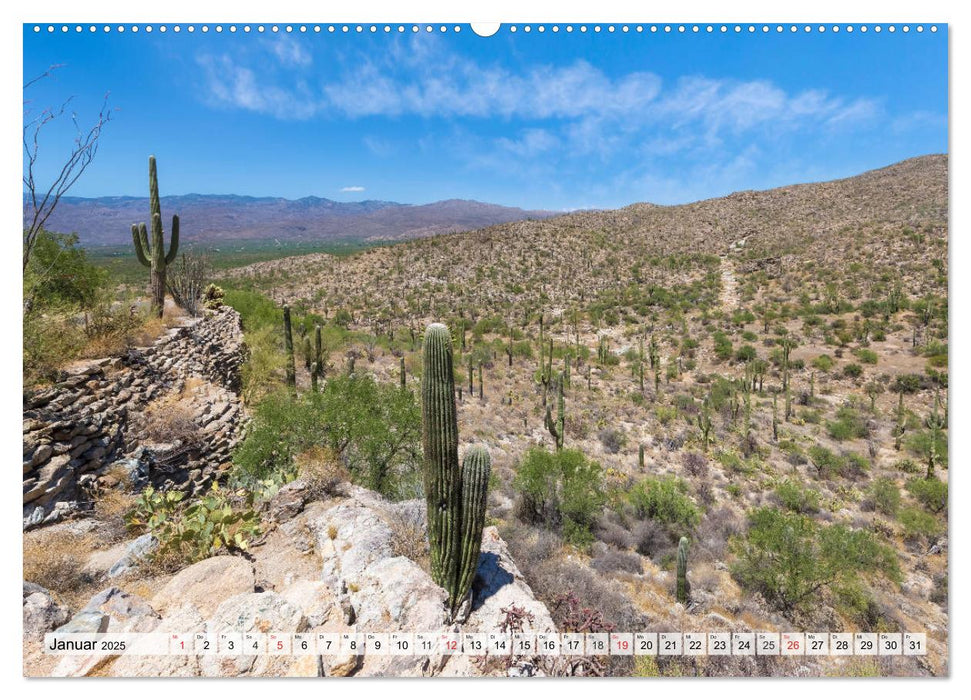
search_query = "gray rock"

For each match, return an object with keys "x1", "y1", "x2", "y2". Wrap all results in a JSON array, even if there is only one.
[
  {"x1": 23, "y1": 582, "x2": 70, "y2": 639},
  {"x1": 56, "y1": 610, "x2": 109, "y2": 634},
  {"x1": 82, "y1": 587, "x2": 160, "y2": 633},
  {"x1": 268, "y1": 479, "x2": 309, "y2": 523}
]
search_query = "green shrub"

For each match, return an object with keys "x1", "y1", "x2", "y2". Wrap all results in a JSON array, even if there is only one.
[
  {"x1": 713, "y1": 331, "x2": 733, "y2": 362},
  {"x1": 808, "y1": 446, "x2": 868, "y2": 479},
  {"x1": 853, "y1": 348, "x2": 879, "y2": 365},
  {"x1": 844, "y1": 363, "x2": 864, "y2": 379},
  {"x1": 891, "y1": 374, "x2": 923, "y2": 395},
  {"x1": 774, "y1": 480, "x2": 821, "y2": 514},
  {"x1": 812, "y1": 355, "x2": 835, "y2": 372},
  {"x1": 514, "y1": 447, "x2": 606, "y2": 548},
  {"x1": 869, "y1": 478, "x2": 900, "y2": 516},
  {"x1": 826, "y1": 406, "x2": 869, "y2": 441},
  {"x1": 730, "y1": 507, "x2": 899, "y2": 612},
  {"x1": 24, "y1": 230, "x2": 107, "y2": 310},
  {"x1": 735, "y1": 345, "x2": 758, "y2": 362},
  {"x1": 899, "y1": 506, "x2": 942, "y2": 540},
  {"x1": 233, "y1": 375, "x2": 421, "y2": 498},
  {"x1": 906, "y1": 477, "x2": 948, "y2": 514},
  {"x1": 626, "y1": 475, "x2": 700, "y2": 529}
]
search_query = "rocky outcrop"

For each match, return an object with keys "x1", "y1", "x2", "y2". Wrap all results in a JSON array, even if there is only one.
[
  {"x1": 28, "y1": 486, "x2": 556, "y2": 678},
  {"x1": 22, "y1": 307, "x2": 245, "y2": 529}
]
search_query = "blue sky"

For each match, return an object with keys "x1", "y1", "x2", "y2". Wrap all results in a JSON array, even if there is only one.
[{"x1": 23, "y1": 24, "x2": 948, "y2": 210}]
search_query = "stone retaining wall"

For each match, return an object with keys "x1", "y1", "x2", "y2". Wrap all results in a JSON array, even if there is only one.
[{"x1": 23, "y1": 307, "x2": 246, "y2": 529}]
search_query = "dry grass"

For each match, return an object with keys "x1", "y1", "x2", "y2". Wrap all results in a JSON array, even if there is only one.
[
  {"x1": 94, "y1": 488, "x2": 137, "y2": 545},
  {"x1": 295, "y1": 446, "x2": 350, "y2": 500},
  {"x1": 23, "y1": 528, "x2": 98, "y2": 608},
  {"x1": 386, "y1": 505, "x2": 429, "y2": 573},
  {"x1": 137, "y1": 394, "x2": 200, "y2": 445}
]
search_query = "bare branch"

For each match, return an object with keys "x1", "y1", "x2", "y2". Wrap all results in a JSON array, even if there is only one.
[{"x1": 23, "y1": 69, "x2": 111, "y2": 272}]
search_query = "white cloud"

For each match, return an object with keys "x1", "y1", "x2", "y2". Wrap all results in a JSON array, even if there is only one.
[
  {"x1": 269, "y1": 36, "x2": 312, "y2": 68},
  {"x1": 196, "y1": 54, "x2": 318, "y2": 120},
  {"x1": 340, "y1": 186, "x2": 365, "y2": 192},
  {"x1": 195, "y1": 34, "x2": 884, "y2": 172}
]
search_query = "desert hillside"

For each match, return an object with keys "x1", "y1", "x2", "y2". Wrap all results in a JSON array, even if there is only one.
[
  {"x1": 219, "y1": 154, "x2": 948, "y2": 675},
  {"x1": 25, "y1": 154, "x2": 949, "y2": 677}
]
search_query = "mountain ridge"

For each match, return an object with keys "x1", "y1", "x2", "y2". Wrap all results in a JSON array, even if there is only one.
[{"x1": 41, "y1": 194, "x2": 559, "y2": 247}]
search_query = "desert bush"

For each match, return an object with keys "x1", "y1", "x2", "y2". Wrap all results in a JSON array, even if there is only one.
[
  {"x1": 906, "y1": 477, "x2": 948, "y2": 514},
  {"x1": 891, "y1": 374, "x2": 924, "y2": 395},
  {"x1": 137, "y1": 395, "x2": 200, "y2": 445},
  {"x1": 94, "y1": 486, "x2": 138, "y2": 544},
  {"x1": 773, "y1": 479, "x2": 821, "y2": 514},
  {"x1": 626, "y1": 475, "x2": 700, "y2": 530},
  {"x1": 906, "y1": 429, "x2": 948, "y2": 471},
  {"x1": 844, "y1": 363, "x2": 864, "y2": 379},
  {"x1": 23, "y1": 528, "x2": 95, "y2": 599},
  {"x1": 712, "y1": 331, "x2": 733, "y2": 362},
  {"x1": 730, "y1": 507, "x2": 900, "y2": 613},
  {"x1": 387, "y1": 502, "x2": 429, "y2": 571},
  {"x1": 240, "y1": 325, "x2": 286, "y2": 403},
  {"x1": 595, "y1": 514, "x2": 635, "y2": 550},
  {"x1": 812, "y1": 354, "x2": 835, "y2": 372},
  {"x1": 694, "y1": 505, "x2": 744, "y2": 561},
  {"x1": 234, "y1": 375, "x2": 421, "y2": 499},
  {"x1": 682, "y1": 451, "x2": 709, "y2": 477},
  {"x1": 167, "y1": 252, "x2": 210, "y2": 317},
  {"x1": 590, "y1": 545, "x2": 643, "y2": 575},
  {"x1": 827, "y1": 406, "x2": 869, "y2": 441},
  {"x1": 899, "y1": 506, "x2": 942, "y2": 541},
  {"x1": 514, "y1": 447, "x2": 606, "y2": 548},
  {"x1": 853, "y1": 348, "x2": 879, "y2": 365},
  {"x1": 735, "y1": 344, "x2": 757, "y2": 362},
  {"x1": 294, "y1": 446, "x2": 351, "y2": 500},
  {"x1": 868, "y1": 478, "x2": 901, "y2": 516},
  {"x1": 597, "y1": 427, "x2": 625, "y2": 454}
]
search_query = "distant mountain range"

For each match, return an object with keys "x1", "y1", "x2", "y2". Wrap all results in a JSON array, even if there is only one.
[{"x1": 41, "y1": 194, "x2": 559, "y2": 247}]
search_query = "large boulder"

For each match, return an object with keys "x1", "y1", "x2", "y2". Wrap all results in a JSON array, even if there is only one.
[
  {"x1": 199, "y1": 592, "x2": 307, "y2": 677},
  {"x1": 151, "y1": 556, "x2": 255, "y2": 617},
  {"x1": 110, "y1": 604, "x2": 207, "y2": 677}
]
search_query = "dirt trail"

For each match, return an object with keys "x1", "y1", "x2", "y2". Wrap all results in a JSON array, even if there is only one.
[{"x1": 719, "y1": 256, "x2": 740, "y2": 310}]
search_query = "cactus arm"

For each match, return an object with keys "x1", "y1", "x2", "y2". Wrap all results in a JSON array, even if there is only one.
[
  {"x1": 165, "y1": 214, "x2": 180, "y2": 264},
  {"x1": 132, "y1": 223, "x2": 151, "y2": 267},
  {"x1": 454, "y1": 445, "x2": 491, "y2": 614}
]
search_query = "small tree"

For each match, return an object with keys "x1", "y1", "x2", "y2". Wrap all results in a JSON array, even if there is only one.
[
  {"x1": 23, "y1": 67, "x2": 111, "y2": 275},
  {"x1": 731, "y1": 507, "x2": 899, "y2": 613}
]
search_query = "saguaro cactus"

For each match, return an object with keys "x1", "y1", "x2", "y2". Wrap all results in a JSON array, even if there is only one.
[
  {"x1": 283, "y1": 305, "x2": 296, "y2": 389},
  {"x1": 131, "y1": 155, "x2": 180, "y2": 317},
  {"x1": 421, "y1": 323, "x2": 492, "y2": 617},
  {"x1": 676, "y1": 536, "x2": 691, "y2": 605},
  {"x1": 545, "y1": 373, "x2": 565, "y2": 450}
]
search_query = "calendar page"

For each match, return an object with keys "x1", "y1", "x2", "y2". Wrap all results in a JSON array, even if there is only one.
[{"x1": 21, "y1": 10, "x2": 948, "y2": 681}]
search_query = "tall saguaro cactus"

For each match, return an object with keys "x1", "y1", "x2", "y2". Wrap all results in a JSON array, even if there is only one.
[
  {"x1": 422, "y1": 323, "x2": 492, "y2": 618},
  {"x1": 676, "y1": 536, "x2": 691, "y2": 605},
  {"x1": 545, "y1": 373, "x2": 565, "y2": 450},
  {"x1": 131, "y1": 155, "x2": 179, "y2": 317},
  {"x1": 283, "y1": 305, "x2": 296, "y2": 389}
]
